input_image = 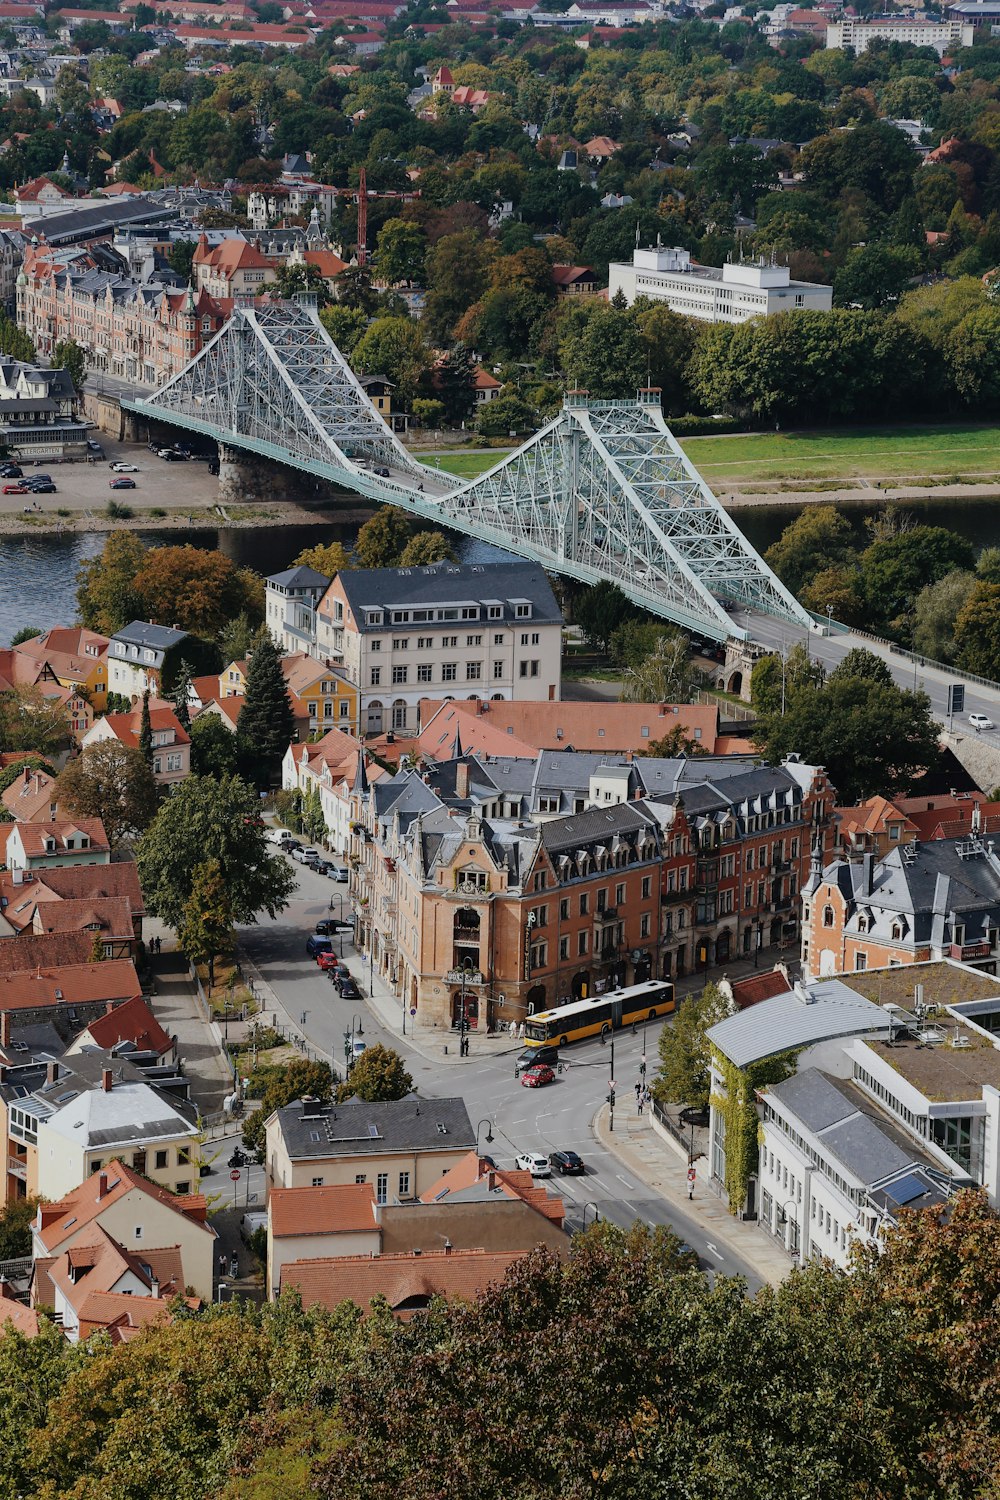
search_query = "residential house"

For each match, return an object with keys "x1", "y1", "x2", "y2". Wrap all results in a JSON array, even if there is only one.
[
  {"x1": 266, "y1": 1181, "x2": 379, "y2": 1294},
  {"x1": 834, "y1": 795, "x2": 920, "y2": 858},
  {"x1": 282, "y1": 1247, "x2": 524, "y2": 1317},
  {"x1": 1, "y1": 766, "x2": 67, "y2": 824},
  {"x1": 282, "y1": 732, "x2": 378, "y2": 854},
  {"x1": 0, "y1": 862, "x2": 144, "y2": 943},
  {"x1": 416, "y1": 697, "x2": 725, "y2": 758},
  {"x1": 5, "y1": 819, "x2": 110, "y2": 872},
  {"x1": 551, "y1": 264, "x2": 597, "y2": 296},
  {"x1": 31, "y1": 1158, "x2": 216, "y2": 1300},
  {"x1": 107, "y1": 621, "x2": 189, "y2": 701},
  {"x1": 27, "y1": 897, "x2": 137, "y2": 958},
  {"x1": 12, "y1": 625, "x2": 110, "y2": 711},
  {"x1": 44, "y1": 1222, "x2": 198, "y2": 1341},
  {"x1": 802, "y1": 836, "x2": 1000, "y2": 980},
  {"x1": 281, "y1": 652, "x2": 359, "y2": 736},
  {"x1": 608, "y1": 245, "x2": 832, "y2": 320},
  {"x1": 314, "y1": 560, "x2": 563, "y2": 737},
  {"x1": 264, "y1": 1093, "x2": 476, "y2": 1195},
  {"x1": 358, "y1": 373, "x2": 394, "y2": 420},
  {"x1": 473, "y1": 366, "x2": 502, "y2": 403},
  {"x1": 14, "y1": 175, "x2": 70, "y2": 215},
  {"x1": 192, "y1": 233, "x2": 277, "y2": 298},
  {"x1": 64, "y1": 993, "x2": 176, "y2": 1065},
  {"x1": 84, "y1": 702, "x2": 191, "y2": 787},
  {"x1": 264, "y1": 563, "x2": 331, "y2": 653},
  {"x1": 826, "y1": 14, "x2": 973, "y2": 53}
]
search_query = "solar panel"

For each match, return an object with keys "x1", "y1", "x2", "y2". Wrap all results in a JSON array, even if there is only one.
[{"x1": 883, "y1": 1172, "x2": 928, "y2": 1206}]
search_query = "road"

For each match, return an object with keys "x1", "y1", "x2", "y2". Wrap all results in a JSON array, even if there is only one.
[{"x1": 238, "y1": 859, "x2": 765, "y2": 1291}]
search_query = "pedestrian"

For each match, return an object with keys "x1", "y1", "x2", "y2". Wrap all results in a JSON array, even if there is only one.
[
  {"x1": 230, "y1": 1253, "x2": 239, "y2": 1279},
  {"x1": 637, "y1": 1094, "x2": 644, "y2": 1116},
  {"x1": 635, "y1": 1082, "x2": 642, "y2": 1101},
  {"x1": 218, "y1": 1252, "x2": 226, "y2": 1277}
]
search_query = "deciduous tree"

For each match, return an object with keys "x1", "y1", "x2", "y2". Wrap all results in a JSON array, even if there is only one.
[
  {"x1": 398, "y1": 530, "x2": 457, "y2": 566},
  {"x1": 51, "y1": 337, "x2": 86, "y2": 392},
  {"x1": 353, "y1": 507, "x2": 416, "y2": 568},
  {"x1": 179, "y1": 858, "x2": 232, "y2": 989},
  {"x1": 620, "y1": 633, "x2": 698, "y2": 704},
  {"x1": 189, "y1": 714, "x2": 240, "y2": 779},
  {"x1": 242, "y1": 1056, "x2": 334, "y2": 1152},
  {"x1": 764, "y1": 504, "x2": 856, "y2": 596},
  {"x1": 133, "y1": 545, "x2": 263, "y2": 639},
  {"x1": 0, "y1": 685, "x2": 70, "y2": 756},
  {"x1": 337, "y1": 1043, "x2": 413, "y2": 1103},
  {"x1": 652, "y1": 983, "x2": 731, "y2": 1112},
  {"x1": 56, "y1": 739, "x2": 158, "y2": 846},
  {"x1": 293, "y1": 541, "x2": 351, "y2": 576},
  {"x1": 75, "y1": 532, "x2": 148, "y2": 636}
]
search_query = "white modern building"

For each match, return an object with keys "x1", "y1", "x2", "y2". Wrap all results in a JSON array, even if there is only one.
[
  {"x1": 107, "y1": 621, "x2": 189, "y2": 701},
  {"x1": 264, "y1": 564, "x2": 330, "y2": 653},
  {"x1": 826, "y1": 15, "x2": 974, "y2": 53},
  {"x1": 608, "y1": 245, "x2": 833, "y2": 321},
  {"x1": 314, "y1": 561, "x2": 563, "y2": 737}
]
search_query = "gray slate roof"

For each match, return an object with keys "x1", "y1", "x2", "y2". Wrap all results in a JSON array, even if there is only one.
[
  {"x1": 274, "y1": 1095, "x2": 475, "y2": 1160},
  {"x1": 266, "y1": 565, "x2": 330, "y2": 590},
  {"x1": 539, "y1": 800, "x2": 658, "y2": 854},
  {"x1": 708, "y1": 978, "x2": 888, "y2": 1069},
  {"x1": 23, "y1": 195, "x2": 175, "y2": 245},
  {"x1": 112, "y1": 620, "x2": 189, "y2": 651},
  {"x1": 337, "y1": 560, "x2": 561, "y2": 626}
]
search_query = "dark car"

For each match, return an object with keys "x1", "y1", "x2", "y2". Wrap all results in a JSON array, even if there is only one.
[
  {"x1": 515, "y1": 1045, "x2": 560, "y2": 1074},
  {"x1": 313, "y1": 859, "x2": 332, "y2": 876},
  {"x1": 284, "y1": 839, "x2": 302, "y2": 853},
  {"x1": 305, "y1": 934, "x2": 333, "y2": 958},
  {"x1": 109, "y1": 477, "x2": 136, "y2": 490},
  {"x1": 337, "y1": 978, "x2": 360, "y2": 1000},
  {"x1": 0, "y1": 464, "x2": 22, "y2": 478},
  {"x1": 549, "y1": 1149, "x2": 585, "y2": 1176},
  {"x1": 315, "y1": 917, "x2": 353, "y2": 936},
  {"x1": 27, "y1": 480, "x2": 56, "y2": 493}
]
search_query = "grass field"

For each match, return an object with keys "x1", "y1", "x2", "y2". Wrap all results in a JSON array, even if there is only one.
[
  {"x1": 421, "y1": 450, "x2": 511, "y2": 479},
  {"x1": 680, "y1": 424, "x2": 1000, "y2": 488}
]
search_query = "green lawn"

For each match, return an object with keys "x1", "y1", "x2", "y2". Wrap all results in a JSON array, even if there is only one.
[
  {"x1": 678, "y1": 424, "x2": 1000, "y2": 487},
  {"x1": 421, "y1": 450, "x2": 512, "y2": 478}
]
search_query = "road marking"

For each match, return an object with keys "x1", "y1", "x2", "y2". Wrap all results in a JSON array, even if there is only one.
[
  {"x1": 706, "y1": 1241, "x2": 720, "y2": 1255},
  {"x1": 615, "y1": 1174, "x2": 635, "y2": 1189}
]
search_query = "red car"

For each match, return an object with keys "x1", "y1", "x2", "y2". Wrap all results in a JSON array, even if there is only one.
[
  {"x1": 316, "y1": 950, "x2": 342, "y2": 971},
  {"x1": 521, "y1": 1063, "x2": 555, "y2": 1089},
  {"x1": 3, "y1": 482, "x2": 26, "y2": 494}
]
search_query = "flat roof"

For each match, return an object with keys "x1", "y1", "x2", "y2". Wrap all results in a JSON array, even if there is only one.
[
  {"x1": 839, "y1": 961, "x2": 1000, "y2": 1012},
  {"x1": 866, "y1": 1026, "x2": 1000, "y2": 1104}
]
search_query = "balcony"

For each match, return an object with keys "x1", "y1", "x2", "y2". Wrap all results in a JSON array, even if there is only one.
[
  {"x1": 662, "y1": 888, "x2": 689, "y2": 904},
  {"x1": 770, "y1": 856, "x2": 791, "y2": 873},
  {"x1": 594, "y1": 907, "x2": 618, "y2": 925},
  {"x1": 452, "y1": 925, "x2": 481, "y2": 943},
  {"x1": 950, "y1": 941, "x2": 992, "y2": 961},
  {"x1": 6, "y1": 1155, "x2": 26, "y2": 1180}
]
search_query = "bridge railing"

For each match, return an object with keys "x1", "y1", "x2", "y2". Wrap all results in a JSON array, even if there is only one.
[{"x1": 808, "y1": 612, "x2": 1000, "y2": 696}]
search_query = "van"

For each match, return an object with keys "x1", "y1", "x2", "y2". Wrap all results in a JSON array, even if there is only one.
[
  {"x1": 266, "y1": 828, "x2": 293, "y2": 846},
  {"x1": 306, "y1": 934, "x2": 333, "y2": 958},
  {"x1": 515, "y1": 1045, "x2": 560, "y2": 1073}
]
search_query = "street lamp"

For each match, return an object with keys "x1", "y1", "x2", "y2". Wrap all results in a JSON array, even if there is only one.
[
  {"x1": 601, "y1": 1029, "x2": 616, "y2": 1133},
  {"x1": 582, "y1": 1202, "x2": 601, "y2": 1229},
  {"x1": 476, "y1": 1118, "x2": 494, "y2": 1157}
]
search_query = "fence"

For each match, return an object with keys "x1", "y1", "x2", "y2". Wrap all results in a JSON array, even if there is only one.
[
  {"x1": 693, "y1": 688, "x2": 756, "y2": 724},
  {"x1": 808, "y1": 612, "x2": 1000, "y2": 696},
  {"x1": 652, "y1": 1099, "x2": 696, "y2": 1158}
]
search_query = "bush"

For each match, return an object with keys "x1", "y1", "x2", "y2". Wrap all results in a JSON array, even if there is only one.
[
  {"x1": 665, "y1": 415, "x2": 746, "y2": 437},
  {"x1": 106, "y1": 499, "x2": 134, "y2": 520}
]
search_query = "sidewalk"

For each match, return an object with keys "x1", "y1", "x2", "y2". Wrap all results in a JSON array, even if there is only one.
[
  {"x1": 144, "y1": 921, "x2": 234, "y2": 1116},
  {"x1": 359, "y1": 948, "x2": 524, "y2": 1066},
  {"x1": 593, "y1": 1103, "x2": 792, "y2": 1288}
]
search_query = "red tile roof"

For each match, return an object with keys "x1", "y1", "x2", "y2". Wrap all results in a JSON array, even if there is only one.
[
  {"x1": 283, "y1": 1247, "x2": 524, "y2": 1316},
  {"x1": 99, "y1": 705, "x2": 190, "y2": 750},
  {"x1": 0, "y1": 932, "x2": 94, "y2": 973},
  {"x1": 37, "y1": 1159, "x2": 211, "y2": 1254},
  {"x1": 728, "y1": 968, "x2": 792, "y2": 1011},
  {"x1": 269, "y1": 1182, "x2": 377, "y2": 1237},
  {"x1": 0, "y1": 959, "x2": 140, "y2": 1013},
  {"x1": 0, "y1": 1284, "x2": 41, "y2": 1336},
  {"x1": 30, "y1": 896, "x2": 134, "y2": 941},
  {"x1": 81, "y1": 994, "x2": 173, "y2": 1057},
  {"x1": 6, "y1": 819, "x2": 109, "y2": 859},
  {"x1": 417, "y1": 699, "x2": 721, "y2": 758},
  {"x1": 420, "y1": 1150, "x2": 565, "y2": 1224}
]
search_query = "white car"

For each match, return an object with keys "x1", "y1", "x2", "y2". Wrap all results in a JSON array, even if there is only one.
[
  {"x1": 515, "y1": 1152, "x2": 551, "y2": 1178},
  {"x1": 969, "y1": 713, "x2": 995, "y2": 732},
  {"x1": 110, "y1": 461, "x2": 140, "y2": 472}
]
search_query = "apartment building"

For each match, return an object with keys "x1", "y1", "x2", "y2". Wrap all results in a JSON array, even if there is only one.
[
  {"x1": 802, "y1": 836, "x2": 1000, "y2": 981},
  {"x1": 107, "y1": 621, "x2": 189, "y2": 701},
  {"x1": 826, "y1": 14, "x2": 973, "y2": 53},
  {"x1": 192, "y1": 233, "x2": 277, "y2": 298},
  {"x1": 264, "y1": 564, "x2": 330, "y2": 652},
  {"x1": 84, "y1": 703, "x2": 191, "y2": 787},
  {"x1": 608, "y1": 244, "x2": 832, "y2": 321},
  {"x1": 315, "y1": 560, "x2": 562, "y2": 737}
]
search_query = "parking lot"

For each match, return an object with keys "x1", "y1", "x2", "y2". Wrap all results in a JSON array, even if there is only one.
[{"x1": 0, "y1": 434, "x2": 222, "y2": 521}]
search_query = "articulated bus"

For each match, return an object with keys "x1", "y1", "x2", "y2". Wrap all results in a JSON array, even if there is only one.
[{"x1": 523, "y1": 980, "x2": 676, "y2": 1049}]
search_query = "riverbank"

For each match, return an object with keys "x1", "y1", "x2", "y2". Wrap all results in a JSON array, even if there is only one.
[
  {"x1": 0, "y1": 496, "x2": 348, "y2": 538},
  {"x1": 722, "y1": 479, "x2": 1000, "y2": 509}
]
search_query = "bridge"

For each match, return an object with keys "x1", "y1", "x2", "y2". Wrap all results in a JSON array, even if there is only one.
[{"x1": 123, "y1": 296, "x2": 808, "y2": 644}]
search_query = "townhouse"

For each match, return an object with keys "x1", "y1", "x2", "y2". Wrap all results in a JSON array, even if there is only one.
[
  {"x1": 10, "y1": 625, "x2": 109, "y2": 712},
  {"x1": 283, "y1": 731, "x2": 377, "y2": 855},
  {"x1": 314, "y1": 560, "x2": 562, "y2": 737},
  {"x1": 84, "y1": 702, "x2": 191, "y2": 787},
  {"x1": 107, "y1": 621, "x2": 190, "y2": 701},
  {"x1": 264, "y1": 563, "x2": 330, "y2": 653},
  {"x1": 5, "y1": 819, "x2": 110, "y2": 873}
]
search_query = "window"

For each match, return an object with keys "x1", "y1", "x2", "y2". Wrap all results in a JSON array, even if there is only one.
[
  {"x1": 530, "y1": 941, "x2": 548, "y2": 968},
  {"x1": 370, "y1": 638, "x2": 382, "y2": 651},
  {"x1": 166, "y1": 752, "x2": 182, "y2": 772},
  {"x1": 393, "y1": 638, "x2": 410, "y2": 651},
  {"x1": 443, "y1": 635, "x2": 458, "y2": 647},
  {"x1": 559, "y1": 936, "x2": 569, "y2": 959},
  {"x1": 339, "y1": 699, "x2": 350, "y2": 718},
  {"x1": 392, "y1": 665, "x2": 408, "y2": 684},
  {"x1": 520, "y1": 633, "x2": 529, "y2": 646},
  {"x1": 533, "y1": 871, "x2": 547, "y2": 891},
  {"x1": 494, "y1": 633, "x2": 504, "y2": 645},
  {"x1": 466, "y1": 634, "x2": 482, "y2": 647},
  {"x1": 616, "y1": 882, "x2": 626, "y2": 905},
  {"x1": 640, "y1": 914, "x2": 650, "y2": 938},
  {"x1": 370, "y1": 667, "x2": 381, "y2": 686},
  {"x1": 377, "y1": 1172, "x2": 388, "y2": 1204},
  {"x1": 392, "y1": 702, "x2": 407, "y2": 730},
  {"x1": 398, "y1": 1171, "x2": 410, "y2": 1196},
  {"x1": 154, "y1": 1150, "x2": 168, "y2": 1170},
  {"x1": 560, "y1": 898, "x2": 569, "y2": 921},
  {"x1": 822, "y1": 905, "x2": 834, "y2": 928},
  {"x1": 417, "y1": 663, "x2": 432, "y2": 683},
  {"x1": 855, "y1": 952, "x2": 867, "y2": 971},
  {"x1": 466, "y1": 662, "x2": 481, "y2": 680},
  {"x1": 312, "y1": 1176, "x2": 324, "y2": 1188},
  {"x1": 442, "y1": 663, "x2": 457, "y2": 682},
  {"x1": 578, "y1": 930, "x2": 588, "y2": 954},
  {"x1": 579, "y1": 892, "x2": 589, "y2": 916},
  {"x1": 355, "y1": 1174, "x2": 367, "y2": 1184},
  {"x1": 175, "y1": 1181, "x2": 190, "y2": 1195},
  {"x1": 493, "y1": 660, "x2": 504, "y2": 678},
  {"x1": 641, "y1": 876, "x2": 650, "y2": 899},
  {"x1": 417, "y1": 636, "x2": 433, "y2": 649}
]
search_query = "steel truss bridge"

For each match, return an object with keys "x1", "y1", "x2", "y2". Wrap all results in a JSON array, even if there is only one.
[{"x1": 123, "y1": 297, "x2": 809, "y2": 643}]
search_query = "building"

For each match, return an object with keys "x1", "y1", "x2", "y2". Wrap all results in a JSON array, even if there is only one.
[
  {"x1": 264, "y1": 564, "x2": 331, "y2": 653},
  {"x1": 282, "y1": 1246, "x2": 524, "y2": 1317},
  {"x1": 473, "y1": 366, "x2": 502, "y2": 403},
  {"x1": 416, "y1": 698, "x2": 727, "y2": 759},
  {"x1": 1, "y1": 766, "x2": 68, "y2": 824},
  {"x1": 0, "y1": 862, "x2": 144, "y2": 942},
  {"x1": 551, "y1": 264, "x2": 597, "y2": 296},
  {"x1": 802, "y1": 836, "x2": 1000, "y2": 980},
  {"x1": 31, "y1": 1158, "x2": 215, "y2": 1300},
  {"x1": 608, "y1": 245, "x2": 833, "y2": 321},
  {"x1": 64, "y1": 993, "x2": 175, "y2": 1063},
  {"x1": 84, "y1": 703, "x2": 191, "y2": 787},
  {"x1": 0, "y1": 226, "x2": 28, "y2": 313},
  {"x1": 11, "y1": 626, "x2": 109, "y2": 712},
  {"x1": 314, "y1": 560, "x2": 563, "y2": 737},
  {"x1": 358, "y1": 373, "x2": 394, "y2": 421},
  {"x1": 43, "y1": 1222, "x2": 199, "y2": 1341},
  {"x1": 279, "y1": 652, "x2": 359, "y2": 736},
  {"x1": 192, "y1": 233, "x2": 277, "y2": 298},
  {"x1": 264, "y1": 1094, "x2": 476, "y2": 1194},
  {"x1": 5, "y1": 819, "x2": 110, "y2": 873},
  {"x1": 283, "y1": 732, "x2": 380, "y2": 854},
  {"x1": 0, "y1": 358, "x2": 87, "y2": 460},
  {"x1": 826, "y1": 14, "x2": 974, "y2": 53},
  {"x1": 107, "y1": 621, "x2": 189, "y2": 701},
  {"x1": 948, "y1": 0, "x2": 1000, "y2": 28}
]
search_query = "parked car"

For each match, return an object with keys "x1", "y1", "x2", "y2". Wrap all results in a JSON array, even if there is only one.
[
  {"x1": 515, "y1": 1151, "x2": 551, "y2": 1178},
  {"x1": 305, "y1": 934, "x2": 333, "y2": 958},
  {"x1": 337, "y1": 978, "x2": 361, "y2": 1000},
  {"x1": 283, "y1": 839, "x2": 302, "y2": 854},
  {"x1": 159, "y1": 448, "x2": 188, "y2": 461},
  {"x1": 315, "y1": 917, "x2": 352, "y2": 935},
  {"x1": 521, "y1": 1063, "x2": 555, "y2": 1089},
  {"x1": 549, "y1": 1149, "x2": 585, "y2": 1175},
  {"x1": 292, "y1": 846, "x2": 320, "y2": 864},
  {"x1": 265, "y1": 828, "x2": 294, "y2": 847},
  {"x1": 28, "y1": 475, "x2": 52, "y2": 485},
  {"x1": 969, "y1": 713, "x2": 995, "y2": 731},
  {"x1": 515, "y1": 1046, "x2": 560, "y2": 1074},
  {"x1": 313, "y1": 859, "x2": 333, "y2": 876},
  {"x1": 327, "y1": 863, "x2": 349, "y2": 882},
  {"x1": 110, "y1": 477, "x2": 136, "y2": 490},
  {"x1": 0, "y1": 464, "x2": 21, "y2": 478},
  {"x1": 110, "y1": 461, "x2": 140, "y2": 473},
  {"x1": 316, "y1": 950, "x2": 344, "y2": 972},
  {"x1": 27, "y1": 480, "x2": 56, "y2": 493},
  {"x1": 3, "y1": 482, "x2": 26, "y2": 494},
  {"x1": 87, "y1": 439, "x2": 104, "y2": 454}
]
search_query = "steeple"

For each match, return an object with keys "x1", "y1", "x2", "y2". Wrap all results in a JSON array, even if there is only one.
[
  {"x1": 352, "y1": 748, "x2": 369, "y2": 797},
  {"x1": 803, "y1": 831, "x2": 824, "y2": 896}
]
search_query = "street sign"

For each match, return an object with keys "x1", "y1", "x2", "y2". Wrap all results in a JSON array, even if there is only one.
[
  {"x1": 230, "y1": 1169, "x2": 241, "y2": 1181},
  {"x1": 410, "y1": 1006, "x2": 417, "y2": 1016},
  {"x1": 687, "y1": 1167, "x2": 696, "y2": 1183},
  {"x1": 609, "y1": 1079, "x2": 616, "y2": 1090}
]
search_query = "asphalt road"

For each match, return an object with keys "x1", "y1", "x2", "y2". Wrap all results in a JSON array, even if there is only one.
[{"x1": 238, "y1": 858, "x2": 764, "y2": 1291}]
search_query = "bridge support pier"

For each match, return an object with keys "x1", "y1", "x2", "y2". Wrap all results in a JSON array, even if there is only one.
[{"x1": 217, "y1": 443, "x2": 314, "y2": 505}]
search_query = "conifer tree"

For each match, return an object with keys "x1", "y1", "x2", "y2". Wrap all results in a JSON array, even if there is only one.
[
  {"x1": 138, "y1": 689, "x2": 153, "y2": 765},
  {"x1": 236, "y1": 631, "x2": 294, "y2": 788}
]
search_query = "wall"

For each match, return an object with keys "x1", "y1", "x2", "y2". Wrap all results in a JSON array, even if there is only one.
[{"x1": 267, "y1": 1225, "x2": 379, "y2": 1296}]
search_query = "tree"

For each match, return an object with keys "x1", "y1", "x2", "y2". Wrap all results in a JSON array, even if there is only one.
[
  {"x1": 423, "y1": 230, "x2": 494, "y2": 344},
  {"x1": 354, "y1": 507, "x2": 415, "y2": 568},
  {"x1": 834, "y1": 244, "x2": 922, "y2": 309},
  {"x1": 557, "y1": 301, "x2": 644, "y2": 398},
  {"x1": 764, "y1": 505, "x2": 856, "y2": 596},
  {"x1": 0, "y1": 685, "x2": 70, "y2": 756},
  {"x1": 217, "y1": 611, "x2": 259, "y2": 669},
  {"x1": 373, "y1": 217, "x2": 426, "y2": 286},
  {"x1": 56, "y1": 740, "x2": 158, "y2": 847},
  {"x1": 9, "y1": 625, "x2": 40, "y2": 646},
  {"x1": 0, "y1": 1194, "x2": 39, "y2": 1259},
  {"x1": 953, "y1": 581, "x2": 1000, "y2": 678},
  {"x1": 336, "y1": 1043, "x2": 413, "y2": 1103},
  {"x1": 137, "y1": 773, "x2": 297, "y2": 933},
  {"x1": 241, "y1": 1056, "x2": 333, "y2": 1152},
  {"x1": 275, "y1": 261, "x2": 331, "y2": 304},
  {"x1": 319, "y1": 303, "x2": 367, "y2": 354},
  {"x1": 474, "y1": 392, "x2": 534, "y2": 438},
  {"x1": 75, "y1": 532, "x2": 147, "y2": 635},
  {"x1": 89, "y1": 930, "x2": 107, "y2": 963},
  {"x1": 236, "y1": 633, "x2": 294, "y2": 789},
  {"x1": 434, "y1": 343, "x2": 477, "y2": 427},
  {"x1": 652, "y1": 983, "x2": 731, "y2": 1112},
  {"x1": 133, "y1": 545, "x2": 263, "y2": 639},
  {"x1": 170, "y1": 659, "x2": 194, "y2": 734},
  {"x1": 750, "y1": 641, "x2": 825, "y2": 713},
  {"x1": 168, "y1": 239, "x2": 198, "y2": 281},
  {"x1": 620, "y1": 634, "x2": 698, "y2": 705},
  {"x1": 860, "y1": 525, "x2": 975, "y2": 630},
  {"x1": 913, "y1": 571, "x2": 976, "y2": 663},
  {"x1": 179, "y1": 858, "x2": 232, "y2": 990},
  {"x1": 293, "y1": 541, "x2": 350, "y2": 576},
  {"x1": 574, "y1": 581, "x2": 638, "y2": 653},
  {"x1": 636, "y1": 723, "x2": 709, "y2": 758},
  {"x1": 351, "y1": 316, "x2": 427, "y2": 410},
  {"x1": 398, "y1": 530, "x2": 457, "y2": 566},
  {"x1": 138, "y1": 688, "x2": 153, "y2": 766},
  {"x1": 51, "y1": 338, "x2": 86, "y2": 392},
  {"x1": 189, "y1": 714, "x2": 240, "y2": 779}
]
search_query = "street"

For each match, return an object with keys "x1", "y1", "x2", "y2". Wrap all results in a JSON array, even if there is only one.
[{"x1": 238, "y1": 858, "x2": 764, "y2": 1291}]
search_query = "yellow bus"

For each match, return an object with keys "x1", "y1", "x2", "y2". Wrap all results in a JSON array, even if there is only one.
[{"x1": 523, "y1": 980, "x2": 675, "y2": 1049}]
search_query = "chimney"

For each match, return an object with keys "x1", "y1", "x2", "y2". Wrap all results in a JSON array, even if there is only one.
[
  {"x1": 46, "y1": 1060, "x2": 59, "y2": 1084},
  {"x1": 455, "y1": 761, "x2": 470, "y2": 800},
  {"x1": 105, "y1": 999, "x2": 115, "y2": 1015},
  {"x1": 150, "y1": 1276, "x2": 160, "y2": 1299},
  {"x1": 97, "y1": 1171, "x2": 109, "y2": 1199},
  {"x1": 0, "y1": 1012, "x2": 9, "y2": 1049},
  {"x1": 487, "y1": 1171, "x2": 495, "y2": 1191},
  {"x1": 301, "y1": 1095, "x2": 322, "y2": 1119},
  {"x1": 861, "y1": 851, "x2": 874, "y2": 897},
  {"x1": 101, "y1": 1068, "x2": 112, "y2": 1092},
  {"x1": 412, "y1": 1247, "x2": 422, "y2": 1256},
  {"x1": 444, "y1": 1238, "x2": 452, "y2": 1255}
]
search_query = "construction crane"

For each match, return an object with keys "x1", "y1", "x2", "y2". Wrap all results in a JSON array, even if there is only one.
[{"x1": 357, "y1": 165, "x2": 367, "y2": 267}]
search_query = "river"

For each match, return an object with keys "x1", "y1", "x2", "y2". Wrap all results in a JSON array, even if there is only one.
[{"x1": 2, "y1": 493, "x2": 999, "y2": 646}]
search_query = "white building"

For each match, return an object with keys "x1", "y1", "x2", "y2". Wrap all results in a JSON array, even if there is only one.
[
  {"x1": 826, "y1": 15, "x2": 974, "y2": 53},
  {"x1": 264, "y1": 564, "x2": 331, "y2": 653},
  {"x1": 107, "y1": 621, "x2": 189, "y2": 701},
  {"x1": 315, "y1": 561, "x2": 563, "y2": 738},
  {"x1": 608, "y1": 245, "x2": 833, "y2": 321}
]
